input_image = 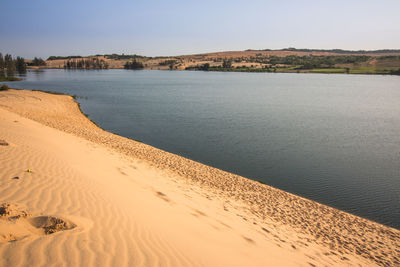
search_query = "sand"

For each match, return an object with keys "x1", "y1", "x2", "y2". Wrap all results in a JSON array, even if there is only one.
[{"x1": 0, "y1": 89, "x2": 398, "y2": 266}]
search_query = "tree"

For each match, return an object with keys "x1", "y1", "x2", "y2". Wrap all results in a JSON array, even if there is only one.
[
  {"x1": 31, "y1": 57, "x2": 46, "y2": 66},
  {"x1": 124, "y1": 59, "x2": 144, "y2": 70},
  {"x1": 390, "y1": 68, "x2": 400, "y2": 75},
  {"x1": 4, "y1": 54, "x2": 15, "y2": 77},
  {"x1": 222, "y1": 59, "x2": 232, "y2": 68},
  {"x1": 77, "y1": 59, "x2": 83, "y2": 68},
  {"x1": 0, "y1": 53, "x2": 4, "y2": 78},
  {"x1": 16, "y1": 57, "x2": 26, "y2": 74},
  {"x1": 199, "y1": 63, "x2": 210, "y2": 71},
  {"x1": 63, "y1": 58, "x2": 108, "y2": 69}
]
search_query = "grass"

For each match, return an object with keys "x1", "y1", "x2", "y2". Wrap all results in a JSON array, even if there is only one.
[
  {"x1": 311, "y1": 68, "x2": 347, "y2": 73},
  {"x1": 0, "y1": 84, "x2": 9, "y2": 91},
  {"x1": 0, "y1": 76, "x2": 22, "y2": 81},
  {"x1": 348, "y1": 66, "x2": 400, "y2": 74},
  {"x1": 201, "y1": 66, "x2": 400, "y2": 75}
]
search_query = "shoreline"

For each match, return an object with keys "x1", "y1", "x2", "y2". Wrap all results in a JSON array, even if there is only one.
[
  {"x1": 24, "y1": 67, "x2": 400, "y2": 76},
  {"x1": 0, "y1": 89, "x2": 399, "y2": 266},
  {"x1": 7, "y1": 87, "x2": 400, "y2": 229},
  {"x1": 6, "y1": 87, "x2": 399, "y2": 229}
]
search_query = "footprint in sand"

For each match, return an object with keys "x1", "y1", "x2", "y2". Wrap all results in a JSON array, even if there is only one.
[
  {"x1": 155, "y1": 191, "x2": 172, "y2": 203},
  {"x1": 117, "y1": 167, "x2": 128, "y2": 176},
  {"x1": 242, "y1": 235, "x2": 256, "y2": 244},
  {"x1": 0, "y1": 140, "x2": 9, "y2": 146},
  {"x1": 29, "y1": 216, "x2": 76, "y2": 235},
  {"x1": 0, "y1": 203, "x2": 76, "y2": 242}
]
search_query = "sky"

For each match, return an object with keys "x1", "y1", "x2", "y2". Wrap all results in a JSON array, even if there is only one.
[{"x1": 1, "y1": 0, "x2": 400, "y2": 59}]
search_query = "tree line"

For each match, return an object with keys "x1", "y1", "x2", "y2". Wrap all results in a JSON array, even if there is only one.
[
  {"x1": 48, "y1": 55, "x2": 82, "y2": 60},
  {"x1": 0, "y1": 52, "x2": 27, "y2": 81},
  {"x1": 27, "y1": 57, "x2": 46, "y2": 66},
  {"x1": 106, "y1": 54, "x2": 147, "y2": 60},
  {"x1": 63, "y1": 58, "x2": 109, "y2": 69},
  {"x1": 258, "y1": 55, "x2": 371, "y2": 69},
  {"x1": 250, "y1": 48, "x2": 400, "y2": 55}
]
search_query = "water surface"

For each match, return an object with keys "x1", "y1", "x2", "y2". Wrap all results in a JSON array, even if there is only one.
[{"x1": 5, "y1": 69, "x2": 400, "y2": 229}]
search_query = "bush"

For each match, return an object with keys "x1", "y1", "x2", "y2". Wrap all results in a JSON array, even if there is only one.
[
  {"x1": 0, "y1": 84, "x2": 9, "y2": 91},
  {"x1": 390, "y1": 68, "x2": 400, "y2": 75},
  {"x1": 222, "y1": 59, "x2": 232, "y2": 68},
  {"x1": 124, "y1": 59, "x2": 144, "y2": 70}
]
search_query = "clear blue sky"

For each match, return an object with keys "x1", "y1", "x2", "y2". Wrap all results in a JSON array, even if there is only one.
[{"x1": 1, "y1": 0, "x2": 399, "y2": 59}]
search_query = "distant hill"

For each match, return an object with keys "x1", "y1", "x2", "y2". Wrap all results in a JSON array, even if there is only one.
[
  {"x1": 252, "y1": 48, "x2": 400, "y2": 55},
  {"x1": 41, "y1": 48, "x2": 400, "y2": 75}
]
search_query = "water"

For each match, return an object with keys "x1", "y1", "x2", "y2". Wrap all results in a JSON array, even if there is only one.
[{"x1": 4, "y1": 69, "x2": 400, "y2": 229}]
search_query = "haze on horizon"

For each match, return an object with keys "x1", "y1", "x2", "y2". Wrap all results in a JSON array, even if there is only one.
[{"x1": 1, "y1": 0, "x2": 400, "y2": 59}]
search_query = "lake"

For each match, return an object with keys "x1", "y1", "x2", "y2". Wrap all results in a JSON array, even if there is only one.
[{"x1": 4, "y1": 69, "x2": 400, "y2": 229}]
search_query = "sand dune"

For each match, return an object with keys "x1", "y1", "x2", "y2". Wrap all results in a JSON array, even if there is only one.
[{"x1": 0, "y1": 89, "x2": 399, "y2": 266}]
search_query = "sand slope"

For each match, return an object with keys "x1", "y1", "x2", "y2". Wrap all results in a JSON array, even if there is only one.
[{"x1": 0, "y1": 89, "x2": 399, "y2": 266}]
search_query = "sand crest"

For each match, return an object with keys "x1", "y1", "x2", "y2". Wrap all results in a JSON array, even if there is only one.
[{"x1": 0, "y1": 89, "x2": 399, "y2": 266}]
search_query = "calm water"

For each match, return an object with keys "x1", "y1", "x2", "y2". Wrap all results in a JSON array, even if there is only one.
[{"x1": 5, "y1": 69, "x2": 400, "y2": 229}]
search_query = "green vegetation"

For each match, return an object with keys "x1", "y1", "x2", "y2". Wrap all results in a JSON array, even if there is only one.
[
  {"x1": 187, "y1": 65, "x2": 400, "y2": 75},
  {"x1": 390, "y1": 68, "x2": 400, "y2": 75},
  {"x1": 28, "y1": 57, "x2": 46, "y2": 66},
  {"x1": 252, "y1": 48, "x2": 400, "y2": 54},
  {"x1": 4, "y1": 54, "x2": 15, "y2": 77},
  {"x1": 64, "y1": 58, "x2": 109, "y2": 69},
  {"x1": 0, "y1": 84, "x2": 9, "y2": 91},
  {"x1": 124, "y1": 59, "x2": 144, "y2": 70},
  {"x1": 186, "y1": 53, "x2": 400, "y2": 75},
  {"x1": 47, "y1": 55, "x2": 82, "y2": 60},
  {"x1": 310, "y1": 68, "x2": 347, "y2": 73},
  {"x1": 348, "y1": 66, "x2": 400, "y2": 75},
  {"x1": 0, "y1": 52, "x2": 25, "y2": 81},
  {"x1": 16, "y1": 57, "x2": 27, "y2": 74},
  {"x1": 159, "y1": 60, "x2": 177, "y2": 70},
  {"x1": 0, "y1": 76, "x2": 21, "y2": 81},
  {"x1": 186, "y1": 66, "x2": 274, "y2": 72},
  {"x1": 377, "y1": 55, "x2": 400, "y2": 60},
  {"x1": 222, "y1": 59, "x2": 232, "y2": 68},
  {"x1": 49, "y1": 54, "x2": 148, "y2": 61},
  {"x1": 199, "y1": 63, "x2": 210, "y2": 71},
  {"x1": 159, "y1": 60, "x2": 177, "y2": 66},
  {"x1": 105, "y1": 54, "x2": 147, "y2": 60},
  {"x1": 259, "y1": 55, "x2": 371, "y2": 68}
]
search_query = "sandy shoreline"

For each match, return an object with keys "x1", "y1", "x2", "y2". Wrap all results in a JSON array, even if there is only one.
[{"x1": 0, "y1": 89, "x2": 399, "y2": 266}]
